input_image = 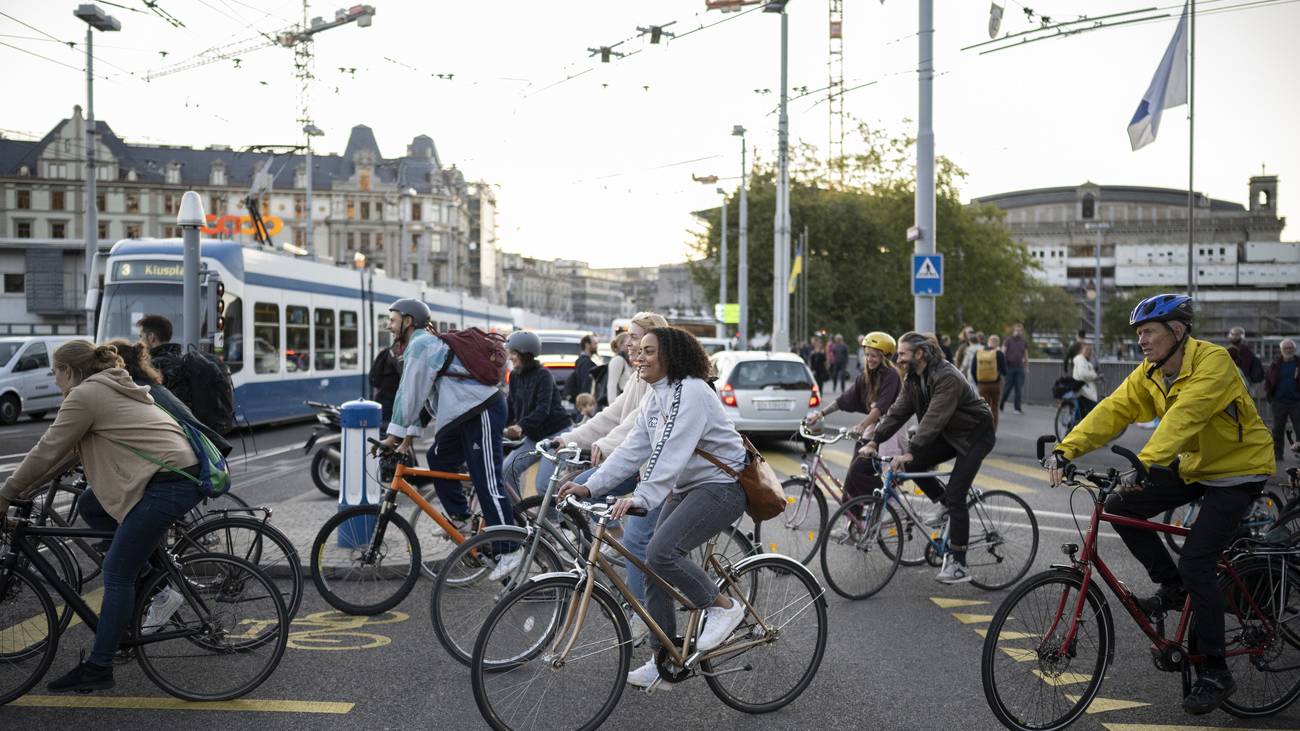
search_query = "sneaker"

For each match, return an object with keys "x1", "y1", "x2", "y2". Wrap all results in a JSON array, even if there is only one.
[
  {"x1": 447, "y1": 514, "x2": 474, "y2": 536},
  {"x1": 1014, "y1": 409, "x2": 1025, "y2": 416},
  {"x1": 696, "y1": 597, "x2": 746, "y2": 651},
  {"x1": 141, "y1": 586, "x2": 185, "y2": 635},
  {"x1": 488, "y1": 549, "x2": 524, "y2": 582},
  {"x1": 829, "y1": 522, "x2": 852, "y2": 542},
  {"x1": 626, "y1": 658, "x2": 670, "y2": 690},
  {"x1": 1183, "y1": 668, "x2": 1236, "y2": 715},
  {"x1": 47, "y1": 660, "x2": 114, "y2": 693},
  {"x1": 925, "y1": 506, "x2": 949, "y2": 529},
  {"x1": 935, "y1": 555, "x2": 972, "y2": 584}
]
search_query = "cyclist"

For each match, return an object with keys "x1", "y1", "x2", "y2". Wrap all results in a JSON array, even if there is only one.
[
  {"x1": 378, "y1": 298, "x2": 512, "y2": 532},
  {"x1": 1048, "y1": 293, "x2": 1275, "y2": 715},
  {"x1": 806, "y1": 331, "x2": 907, "y2": 528},
  {"x1": 861, "y1": 331, "x2": 996, "y2": 584},
  {"x1": 0, "y1": 341, "x2": 203, "y2": 693},
  {"x1": 559, "y1": 327, "x2": 748, "y2": 689}
]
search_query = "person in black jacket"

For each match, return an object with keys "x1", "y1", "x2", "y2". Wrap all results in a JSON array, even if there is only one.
[
  {"x1": 105, "y1": 339, "x2": 232, "y2": 457},
  {"x1": 502, "y1": 331, "x2": 572, "y2": 496},
  {"x1": 566, "y1": 334, "x2": 598, "y2": 403},
  {"x1": 370, "y1": 346, "x2": 402, "y2": 426}
]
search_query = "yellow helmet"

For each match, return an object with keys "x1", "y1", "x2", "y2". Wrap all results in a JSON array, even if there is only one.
[{"x1": 861, "y1": 331, "x2": 897, "y2": 356}]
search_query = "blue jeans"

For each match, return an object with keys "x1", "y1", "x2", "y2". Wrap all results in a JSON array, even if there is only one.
[
  {"x1": 1000, "y1": 365, "x2": 1026, "y2": 411},
  {"x1": 78, "y1": 479, "x2": 205, "y2": 666},
  {"x1": 502, "y1": 432, "x2": 565, "y2": 497},
  {"x1": 428, "y1": 397, "x2": 512, "y2": 528}
]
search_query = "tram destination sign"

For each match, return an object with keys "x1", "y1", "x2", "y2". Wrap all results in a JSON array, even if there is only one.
[{"x1": 113, "y1": 260, "x2": 186, "y2": 281}]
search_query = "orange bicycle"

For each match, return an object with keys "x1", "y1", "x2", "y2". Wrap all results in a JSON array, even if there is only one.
[{"x1": 310, "y1": 439, "x2": 478, "y2": 615}]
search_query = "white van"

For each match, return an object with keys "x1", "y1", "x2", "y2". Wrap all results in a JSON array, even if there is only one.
[{"x1": 0, "y1": 336, "x2": 78, "y2": 425}]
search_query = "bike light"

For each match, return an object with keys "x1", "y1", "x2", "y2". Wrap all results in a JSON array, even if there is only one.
[
  {"x1": 721, "y1": 383, "x2": 737, "y2": 407},
  {"x1": 808, "y1": 383, "x2": 821, "y2": 408}
]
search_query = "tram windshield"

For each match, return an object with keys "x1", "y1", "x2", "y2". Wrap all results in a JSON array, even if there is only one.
[{"x1": 97, "y1": 282, "x2": 244, "y2": 372}]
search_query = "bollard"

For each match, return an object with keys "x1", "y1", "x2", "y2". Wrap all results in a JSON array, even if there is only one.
[{"x1": 338, "y1": 399, "x2": 383, "y2": 548}]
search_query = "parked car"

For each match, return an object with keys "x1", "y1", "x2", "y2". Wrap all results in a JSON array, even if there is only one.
[
  {"x1": 0, "y1": 336, "x2": 78, "y2": 425},
  {"x1": 710, "y1": 350, "x2": 821, "y2": 443},
  {"x1": 696, "y1": 336, "x2": 732, "y2": 356},
  {"x1": 531, "y1": 329, "x2": 601, "y2": 391}
]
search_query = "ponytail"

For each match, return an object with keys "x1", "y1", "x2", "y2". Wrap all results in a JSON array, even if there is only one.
[{"x1": 53, "y1": 340, "x2": 125, "y2": 382}]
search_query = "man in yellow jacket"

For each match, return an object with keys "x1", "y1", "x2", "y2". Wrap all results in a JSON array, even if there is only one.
[{"x1": 1049, "y1": 293, "x2": 1274, "y2": 716}]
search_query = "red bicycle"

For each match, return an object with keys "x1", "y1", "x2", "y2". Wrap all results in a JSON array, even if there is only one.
[{"x1": 980, "y1": 436, "x2": 1300, "y2": 730}]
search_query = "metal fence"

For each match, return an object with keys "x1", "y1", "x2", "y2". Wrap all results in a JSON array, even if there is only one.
[{"x1": 1022, "y1": 359, "x2": 1140, "y2": 405}]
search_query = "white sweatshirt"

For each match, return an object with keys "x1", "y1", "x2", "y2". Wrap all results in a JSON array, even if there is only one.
[{"x1": 583, "y1": 376, "x2": 747, "y2": 510}]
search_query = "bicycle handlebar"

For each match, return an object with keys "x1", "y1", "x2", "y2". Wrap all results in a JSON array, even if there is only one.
[
  {"x1": 559, "y1": 494, "x2": 649, "y2": 519},
  {"x1": 533, "y1": 441, "x2": 585, "y2": 466},
  {"x1": 798, "y1": 422, "x2": 853, "y2": 444}
]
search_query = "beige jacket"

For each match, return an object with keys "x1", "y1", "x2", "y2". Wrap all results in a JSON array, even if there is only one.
[
  {"x1": 560, "y1": 371, "x2": 649, "y2": 455},
  {"x1": 1, "y1": 369, "x2": 197, "y2": 521}
]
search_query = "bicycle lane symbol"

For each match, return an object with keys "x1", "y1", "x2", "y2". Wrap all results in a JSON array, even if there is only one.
[{"x1": 237, "y1": 610, "x2": 410, "y2": 651}]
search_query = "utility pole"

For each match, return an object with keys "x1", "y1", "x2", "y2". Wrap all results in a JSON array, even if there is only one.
[
  {"x1": 734, "y1": 125, "x2": 749, "y2": 348},
  {"x1": 770, "y1": 4, "x2": 791, "y2": 353},
  {"x1": 178, "y1": 192, "x2": 205, "y2": 349},
  {"x1": 74, "y1": 4, "x2": 120, "y2": 336},
  {"x1": 913, "y1": 0, "x2": 936, "y2": 333},
  {"x1": 717, "y1": 188, "x2": 728, "y2": 339},
  {"x1": 1085, "y1": 221, "x2": 1110, "y2": 357}
]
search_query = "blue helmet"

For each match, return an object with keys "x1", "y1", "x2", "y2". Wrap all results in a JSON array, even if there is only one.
[{"x1": 1129, "y1": 293, "x2": 1194, "y2": 328}]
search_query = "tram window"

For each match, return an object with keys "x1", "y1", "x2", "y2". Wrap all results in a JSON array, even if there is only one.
[
  {"x1": 286, "y1": 305, "x2": 310, "y2": 373},
  {"x1": 253, "y1": 302, "x2": 281, "y2": 374},
  {"x1": 315, "y1": 308, "x2": 336, "y2": 370},
  {"x1": 340, "y1": 310, "x2": 358, "y2": 369},
  {"x1": 376, "y1": 314, "x2": 391, "y2": 350},
  {"x1": 223, "y1": 296, "x2": 244, "y2": 373}
]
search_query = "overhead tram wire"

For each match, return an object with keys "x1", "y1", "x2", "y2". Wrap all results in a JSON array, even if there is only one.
[{"x1": 0, "y1": 40, "x2": 90, "y2": 74}]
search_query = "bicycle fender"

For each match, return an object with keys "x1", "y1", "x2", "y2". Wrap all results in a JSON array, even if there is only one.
[
  {"x1": 474, "y1": 525, "x2": 531, "y2": 540},
  {"x1": 722, "y1": 553, "x2": 828, "y2": 607},
  {"x1": 522, "y1": 571, "x2": 627, "y2": 616}
]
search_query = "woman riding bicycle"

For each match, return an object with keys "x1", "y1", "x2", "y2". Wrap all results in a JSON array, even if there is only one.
[
  {"x1": 0, "y1": 341, "x2": 203, "y2": 693},
  {"x1": 806, "y1": 331, "x2": 908, "y2": 528},
  {"x1": 559, "y1": 326, "x2": 749, "y2": 689},
  {"x1": 1048, "y1": 293, "x2": 1275, "y2": 716}
]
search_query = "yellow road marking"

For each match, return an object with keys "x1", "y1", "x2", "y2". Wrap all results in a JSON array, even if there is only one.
[
  {"x1": 976, "y1": 629, "x2": 1037, "y2": 640},
  {"x1": 999, "y1": 647, "x2": 1039, "y2": 662},
  {"x1": 762, "y1": 451, "x2": 805, "y2": 478},
  {"x1": 974, "y1": 473, "x2": 1036, "y2": 495},
  {"x1": 1032, "y1": 669, "x2": 1093, "y2": 686},
  {"x1": 930, "y1": 597, "x2": 989, "y2": 609},
  {"x1": 821, "y1": 450, "x2": 853, "y2": 469},
  {"x1": 952, "y1": 612, "x2": 994, "y2": 624},
  {"x1": 10, "y1": 696, "x2": 354, "y2": 714},
  {"x1": 984, "y1": 457, "x2": 1047, "y2": 481},
  {"x1": 1065, "y1": 695, "x2": 1151, "y2": 713}
]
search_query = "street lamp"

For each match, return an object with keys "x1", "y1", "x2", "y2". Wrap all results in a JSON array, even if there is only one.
[
  {"x1": 398, "y1": 186, "x2": 416, "y2": 280},
  {"x1": 732, "y1": 124, "x2": 748, "y2": 348},
  {"x1": 303, "y1": 123, "x2": 324, "y2": 256},
  {"x1": 74, "y1": 3, "x2": 120, "y2": 336},
  {"x1": 768, "y1": 2, "x2": 792, "y2": 353},
  {"x1": 716, "y1": 187, "x2": 728, "y2": 339},
  {"x1": 1084, "y1": 221, "x2": 1111, "y2": 358}
]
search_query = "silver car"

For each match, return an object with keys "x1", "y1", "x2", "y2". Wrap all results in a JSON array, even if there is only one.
[
  {"x1": 0, "y1": 336, "x2": 77, "y2": 425},
  {"x1": 711, "y1": 351, "x2": 821, "y2": 439}
]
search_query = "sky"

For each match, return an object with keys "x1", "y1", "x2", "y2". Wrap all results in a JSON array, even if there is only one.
[{"x1": 1, "y1": 0, "x2": 1297, "y2": 268}]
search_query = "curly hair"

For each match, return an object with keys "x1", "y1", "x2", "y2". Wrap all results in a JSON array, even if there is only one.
[
  {"x1": 106, "y1": 338, "x2": 163, "y2": 384},
  {"x1": 647, "y1": 326, "x2": 712, "y2": 382}
]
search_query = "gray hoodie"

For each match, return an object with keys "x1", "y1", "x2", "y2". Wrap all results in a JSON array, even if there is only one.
[{"x1": 584, "y1": 376, "x2": 746, "y2": 510}]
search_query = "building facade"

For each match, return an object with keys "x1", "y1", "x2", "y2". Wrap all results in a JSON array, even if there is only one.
[
  {"x1": 0, "y1": 107, "x2": 502, "y2": 332},
  {"x1": 974, "y1": 176, "x2": 1298, "y2": 336}
]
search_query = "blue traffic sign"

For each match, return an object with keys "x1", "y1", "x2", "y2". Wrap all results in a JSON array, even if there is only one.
[{"x1": 912, "y1": 254, "x2": 943, "y2": 296}]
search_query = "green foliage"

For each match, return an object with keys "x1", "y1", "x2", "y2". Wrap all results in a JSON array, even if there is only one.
[
  {"x1": 689, "y1": 124, "x2": 1064, "y2": 342},
  {"x1": 1104, "y1": 285, "x2": 1167, "y2": 344}
]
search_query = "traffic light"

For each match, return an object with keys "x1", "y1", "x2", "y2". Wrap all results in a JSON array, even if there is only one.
[{"x1": 214, "y1": 279, "x2": 226, "y2": 332}]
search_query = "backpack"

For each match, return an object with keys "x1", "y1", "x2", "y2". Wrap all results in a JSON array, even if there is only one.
[
  {"x1": 436, "y1": 328, "x2": 507, "y2": 386},
  {"x1": 1052, "y1": 375, "x2": 1083, "y2": 400},
  {"x1": 153, "y1": 346, "x2": 236, "y2": 435},
  {"x1": 113, "y1": 404, "x2": 231, "y2": 498},
  {"x1": 974, "y1": 349, "x2": 999, "y2": 383},
  {"x1": 590, "y1": 362, "x2": 610, "y2": 407}
]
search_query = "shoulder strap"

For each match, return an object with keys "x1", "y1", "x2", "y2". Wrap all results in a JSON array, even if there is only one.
[
  {"x1": 693, "y1": 447, "x2": 741, "y2": 479},
  {"x1": 106, "y1": 402, "x2": 203, "y2": 486}
]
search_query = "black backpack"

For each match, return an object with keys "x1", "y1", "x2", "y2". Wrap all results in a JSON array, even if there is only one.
[
  {"x1": 156, "y1": 347, "x2": 235, "y2": 435},
  {"x1": 590, "y1": 363, "x2": 610, "y2": 408}
]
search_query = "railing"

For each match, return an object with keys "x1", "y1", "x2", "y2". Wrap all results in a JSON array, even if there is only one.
[{"x1": 1022, "y1": 358, "x2": 1140, "y2": 405}]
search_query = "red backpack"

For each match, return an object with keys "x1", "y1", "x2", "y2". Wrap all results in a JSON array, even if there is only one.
[{"x1": 435, "y1": 328, "x2": 508, "y2": 386}]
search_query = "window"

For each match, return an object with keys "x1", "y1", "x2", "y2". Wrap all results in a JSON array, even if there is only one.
[
  {"x1": 286, "y1": 305, "x2": 311, "y2": 373},
  {"x1": 253, "y1": 302, "x2": 281, "y2": 374},
  {"x1": 164, "y1": 194, "x2": 177, "y2": 215},
  {"x1": 359, "y1": 171, "x2": 371, "y2": 191},
  {"x1": 16, "y1": 221, "x2": 31, "y2": 238},
  {"x1": 210, "y1": 164, "x2": 226, "y2": 186},
  {"x1": 375, "y1": 201, "x2": 383, "y2": 217},
  {"x1": 347, "y1": 232, "x2": 355, "y2": 250},
  {"x1": 51, "y1": 190, "x2": 65, "y2": 210},
  {"x1": 96, "y1": 192, "x2": 105, "y2": 212},
  {"x1": 166, "y1": 164, "x2": 181, "y2": 184},
  {"x1": 314, "y1": 309, "x2": 336, "y2": 370},
  {"x1": 730, "y1": 361, "x2": 812, "y2": 390},
  {"x1": 412, "y1": 234, "x2": 421, "y2": 253},
  {"x1": 375, "y1": 232, "x2": 384, "y2": 250},
  {"x1": 51, "y1": 221, "x2": 66, "y2": 239},
  {"x1": 294, "y1": 195, "x2": 305, "y2": 219},
  {"x1": 222, "y1": 296, "x2": 243, "y2": 373},
  {"x1": 360, "y1": 232, "x2": 371, "y2": 249},
  {"x1": 163, "y1": 225, "x2": 180, "y2": 238},
  {"x1": 361, "y1": 201, "x2": 371, "y2": 220},
  {"x1": 16, "y1": 190, "x2": 31, "y2": 209},
  {"x1": 294, "y1": 228, "x2": 306, "y2": 249},
  {"x1": 97, "y1": 222, "x2": 109, "y2": 239},
  {"x1": 210, "y1": 194, "x2": 224, "y2": 215},
  {"x1": 2, "y1": 273, "x2": 23, "y2": 293},
  {"x1": 347, "y1": 199, "x2": 357, "y2": 220},
  {"x1": 411, "y1": 202, "x2": 422, "y2": 221},
  {"x1": 339, "y1": 311, "x2": 358, "y2": 369},
  {"x1": 14, "y1": 342, "x2": 47, "y2": 372},
  {"x1": 125, "y1": 223, "x2": 142, "y2": 239}
]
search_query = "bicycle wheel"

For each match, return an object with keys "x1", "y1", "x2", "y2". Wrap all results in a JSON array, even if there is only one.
[
  {"x1": 886, "y1": 489, "x2": 933, "y2": 567},
  {"x1": 179, "y1": 516, "x2": 304, "y2": 619},
  {"x1": 430, "y1": 528, "x2": 565, "y2": 666},
  {"x1": 819, "y1": 496, "x2": 902, "y2": 600},
  {"x1": 0, "y1": 567, "x2": 59, "y2": 706},
  {"x1": 311, "y1": 505, "x2": 421, "y2": 615},
  {"x1": 702, "y1": 556, "x2": 828, "y2": 714},
  {"x1": 189, "y1": 491, "x2": 251, "y2": 524},
  {"x1": 1218, "y1": 559, "x2": 1300, "y2": 717},
  {"x1": 134, "y1": 553, "x2": 289, "y2": 702},
  {"x1": 23, "y1": 536, "x2": 81, "y2": 636},
  {"x1": 1163, "y1": 501, "x2": 1198, "y2": 554},
  {"x1": 409, "y1": 487, "x2": 483, "y2": 580},
  {"x1": 513, "y1": 494, "x2": 591, "y2": 547},
  {"x1": 981, "y1": 568, "x2": 1113, "y2": 731},
  {"x1": 472, "y1": 576, "x2": 630, "y2": 731},
  {"x1": 1053, "y1": 403, "x2": 1074, "y2": 442},
  {"x1": 751, "y1": 478, "x2": 826, "y2": 565},
  {"x1": 968, "y1": 490, "x2": 1040, "y2": 591}
]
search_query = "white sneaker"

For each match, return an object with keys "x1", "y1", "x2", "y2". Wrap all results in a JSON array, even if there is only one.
[
  {"x1": 925, "y1": 506, "x2": 949, "y2": 529},
  {"x1": 829, "y1": 522, "x2": 851, "y2": 542},
  {"x1": 696, "y1": 597, "x2": 745, "y2": 651},
  {"x1": 935, "y1": 555, "x2": 972, "y2": 585},
  {"x1": 142, "y1": 586, "x2": 185, "y2": 635},
  {"x1": 488, "y1": 550, "x2": 524, "y2": 582},
  {"x1": 626, "y1": 658, "x2": 670, "y2": 690}
]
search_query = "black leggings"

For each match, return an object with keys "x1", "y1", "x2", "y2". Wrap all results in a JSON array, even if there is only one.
[
  {"x1": 905, "y1": 427, "x2": 996, "y2": 551},
  {"x1": 844, "y1": 448, "x2": 882, "y2": 517}
]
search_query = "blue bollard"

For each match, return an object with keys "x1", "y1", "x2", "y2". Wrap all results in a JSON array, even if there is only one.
[{"x1": 338, "y1": 399, "x2": 383, "y2": 548}]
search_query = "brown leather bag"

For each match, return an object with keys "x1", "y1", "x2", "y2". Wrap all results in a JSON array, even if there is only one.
[{"x1": 695, "y1": 436, "x2": 786, "y2": 523}]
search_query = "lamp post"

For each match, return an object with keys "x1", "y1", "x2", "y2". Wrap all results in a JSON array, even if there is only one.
[
  {"x1": 73, "y1": 4, "x2": 120, "y2": 336},
  {"x1": 398, "y1": 186, "x2": 415, "y2": 280},
  {"x1": 303, "y1": 123, "x2": 324, "y2": 255},
  {"x1": 766, "y1": 0, "x2": 791, "y2": 353},
  {"x1": 1084, "y1": 221, "x2": 1110, "y2": 358},
  {"x1": 733, "y1": 124, "x2": 748, "y2": 348},
  {"x1": 716, "y1": 187, "x2": 728, "y2": 339},
  {"x1": 914, "y1": 0, "x2": 936, "y2": 334}
]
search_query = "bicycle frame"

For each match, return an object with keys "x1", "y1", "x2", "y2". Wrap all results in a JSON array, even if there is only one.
[
  {"x1": 383, "y1": 461, "x2": 474, "y2": 542},
  {"x1": 876, "y1": 466, "x2": 955, "y2": 554}
]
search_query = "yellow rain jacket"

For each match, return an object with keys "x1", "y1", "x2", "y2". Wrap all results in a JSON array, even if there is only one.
[{"x1": 1057, "y1": 337, "x2": 1275, "y2": 483}]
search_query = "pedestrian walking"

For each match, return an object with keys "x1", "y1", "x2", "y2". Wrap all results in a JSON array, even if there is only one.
[
  {"x1": 971, "y1": 334, "x2": 1006, "y2": 429},
  {"x1": 1000, "y1": 323, "x2": 1028, "y2": 415},
  {"x1": 606, "y1": 332, "x2": 633, "y2": 405},
  {"x1": 1229, "y1": 327, "x2": 1267, "y2": 416},
  {"x1": 939, "y1": 334, "x2": 954, "y2": 363},
  {"x1": 809, "y1": 336, "x2": 829, "y2": 395},
  {"x1": 957, "y1": 328, "x2": 984, "y2": 383},
  {"x1": 1072, "y1": 341, "x2": 1102, "y2": 419},
  {"x1": 830, "y1": 334, "x2": 850, "y2": 392},
  {"x1": 1265, "y1": 338, "x2": 1300, "y2": 460}
]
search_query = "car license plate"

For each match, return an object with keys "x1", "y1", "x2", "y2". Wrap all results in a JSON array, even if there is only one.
[{"x1": 755, "y1": 399, "x2": 794, "y2": 411}]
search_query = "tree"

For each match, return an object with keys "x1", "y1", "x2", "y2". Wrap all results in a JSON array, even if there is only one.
[{"x1": 1018, "y1": 284, "x2": 1081, "y2": 353}]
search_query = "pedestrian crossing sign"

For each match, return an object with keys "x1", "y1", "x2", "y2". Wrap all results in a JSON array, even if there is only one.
[{"x1": 912, "y1": 254, "x2": 943, "y2": 296}]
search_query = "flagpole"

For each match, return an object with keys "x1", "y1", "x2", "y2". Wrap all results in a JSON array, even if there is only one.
[{"x1": 1187, "y1": 0, "x2": 1196, "y2": 297}]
